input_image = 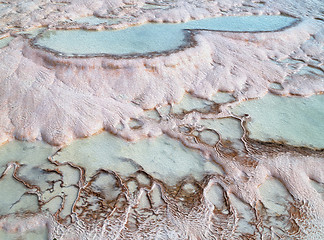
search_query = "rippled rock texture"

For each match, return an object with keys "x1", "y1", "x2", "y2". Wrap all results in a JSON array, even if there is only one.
[
  {"x1": 0, "y1": 0, "x2": 323, "y2": 239},
  {"x1": 0, "y1": 129, "x2": 324, "y2": 239},
  {"x1": 0, "y1": 17, "x2": 323, "y2": 145}
]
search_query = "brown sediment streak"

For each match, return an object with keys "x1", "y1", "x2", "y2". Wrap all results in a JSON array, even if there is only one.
[
  {"x1": 48, "y1": 150, "x2": 86, "y2": 187},
  {"x1": 47, "y1": 152, "x2": 86, "y2": 222},
  {"x1": 0, "y1": 141, "x2": 322, "y2": 238},
  {"x1": 0, "y1": 0, "x2": 323, "y2": 238},
  {"x1": 0, "y1": 15, "x2": 322, "y2": 146},
  {"x1": 247, "y1": 138, "x2": 324, "y2": 156},
  {"x1": 10, "y1": 162, "x2": 42, "y2": 193}
]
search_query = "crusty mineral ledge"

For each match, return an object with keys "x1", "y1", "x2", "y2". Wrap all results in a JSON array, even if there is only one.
[
  {"x1": 0, "y1": 17, "x2": 323, "y2": 146},
  {"x1": 1, "y1": 0, "x2": 323, "y2": 33},
  {"x1": 0, "y1": 138, "x2": 323, "y2": 239}
]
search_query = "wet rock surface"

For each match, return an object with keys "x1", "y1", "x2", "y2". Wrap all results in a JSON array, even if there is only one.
[
  {"x1": 0, "y1": 96, "x2": 323, "y2": 238},
  {"x1": 0, "y1": 0, "x2": 323, "y2": 239}
]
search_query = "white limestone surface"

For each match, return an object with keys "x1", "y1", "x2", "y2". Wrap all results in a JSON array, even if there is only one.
[
  {"x1": 0, "y1": 0, "x2": 323, "y2": 239},
  {"x1": 0, "y1": 16, "x2": 322, "y2": 145}
]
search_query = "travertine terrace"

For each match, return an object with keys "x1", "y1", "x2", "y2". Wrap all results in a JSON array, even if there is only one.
[{"x1": 0, "y1": 0, "x2": 323, "y2": 239}]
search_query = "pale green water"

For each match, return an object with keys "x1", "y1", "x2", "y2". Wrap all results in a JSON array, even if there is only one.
[
  {"x1": 0, "y1": 37, "x2": 13, "y2": 49},
  {"x1": 172, "y1": 94, "x2": 213, "y2": 114},
  {"x1": 53, "y1": 132, "x2": 223, "y2": 185},
  {"x1": 0, "y1": 132, "x2": 222, "y2": 239},
  {"x1": 0, "y1": 225, "x2": 48, "y2": 240},
  {"x1": 210, "y1": 92, "x2": 235, "y2": 103},
  {"x1": 200, "y1": 118, "x2": 243, "y2": 141},
  {"x1": 0, "y1": 132, "x2": 222, "y2": 220},
  {"x1": 34, "y1": 15, "x2": 296, "y2": 55},
  {"x1": 232, "y1": 94, "x2": 324, "y2": 149},
  {"x1": 0, "y1": 91, "x2": 321, "y2": 237},
  {"x1": 18, "y1": 27, "x2": 46, "y2": 38}
]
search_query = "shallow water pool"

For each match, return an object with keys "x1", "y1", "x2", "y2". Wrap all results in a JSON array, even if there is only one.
[
  {"x1": 0, "y1": 36, "x2": 13, "y2": 49},
  {"x1": 232, "y1": 94, "x2": 324, "y2": 149},
  {"x1": 34, "y1": 15, "x2": 297, "y2": 56}
]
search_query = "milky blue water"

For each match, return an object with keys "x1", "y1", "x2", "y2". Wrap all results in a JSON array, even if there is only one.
[
  {"x1": 34, "y1": 15, "x2": 296, "y2": 56},
  {"x1": 0, "y1": 37, "x2": 13, "y2": 49},
  {"x1": 232, "y1": 94, "x2": 324, "y2": 149}
]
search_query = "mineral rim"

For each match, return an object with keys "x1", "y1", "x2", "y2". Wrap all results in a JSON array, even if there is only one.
[{"x1": 0, "y1": 0, "x2": 323, "y2": 239}]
